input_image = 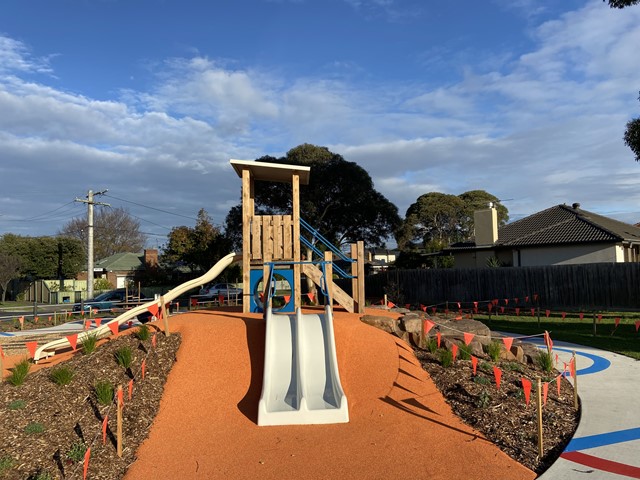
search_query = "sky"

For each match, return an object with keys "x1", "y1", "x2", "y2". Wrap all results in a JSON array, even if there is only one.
[{"x1": 1, "y1": 0, "x2": 639, "y2": 249}]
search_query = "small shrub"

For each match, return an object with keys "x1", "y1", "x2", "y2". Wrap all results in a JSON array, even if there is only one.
[
  {"x1": 504, "y1": 362, "x2": 524, "y2": 373},
  {"x1": 458, "y1": 343, "x2": 472, "y2": 360},
  {"x1": 28, "y1": 469, "x2": 54, "y2": 480},
  {"x1": 80, "y1": 333, "x2": 98, "y2": 355},
  {"x1": 114, "y1": 346, "x2": 133, "y2": 369},
  {"x1": 135, "y1": 324, "x2": 151, "y2": 341},
  {"x1": 438, "y1": 349, "x2": 453, "y2": 368},
  {"x1": 473, "y1": 375, "x2": 491, "y2": 386},
  {"x1": 95, "y1": 381, "x2": 114, "y2": 406},
  {"x1": 476, "y1": 390, "x2": 492, "y2": 408},
  {"x1": 66, "y1": 442, "x2": 87, "y2": 463},
  {"x1": 537, "y1": 351, "x2": 554, "y2": 373},
  {"x1": 7, "y1": 358, "x2": 30, "y2": 386},
  {"x1": 486, "y1": 341, "x2": 503, "y2": 362},
  {"x1": 0, "y1": 456, "x2": 14, "y2": 474},
  {"x1": 24, "y1": 422, "x2": 45, "y2": 434},
  {"x1": 8, "y1": 399, "x2": 26, "y2": 410},
  {"x1": 49, "y1": 366, "x2": 74, "y2": 386},
  {"x1": 479, "y1": 361, "x2": 492, "y2": 373},
  {"x1": 425, "y1": 337, "x2": 438, "y2": 353}
]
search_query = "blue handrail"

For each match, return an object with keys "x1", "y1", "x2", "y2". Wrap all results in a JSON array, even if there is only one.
[
  {"x1": 300, "y1": 217, "x2": 354, "y2": 263},
  {"x1": 299, "y1": 236, "x2": 353, "y2": 279}
]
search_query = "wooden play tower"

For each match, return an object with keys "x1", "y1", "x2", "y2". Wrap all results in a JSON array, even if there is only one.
[{"x1": 230, "y1": 159, "x2": 365, "y2": 314}]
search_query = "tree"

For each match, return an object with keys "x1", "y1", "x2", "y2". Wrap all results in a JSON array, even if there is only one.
[
  {"x1": 398, "y1": 190, "x2": 509, "y2": 250},
  {"x1": 59, "y1": 207, "x2": 146, "y2": 260},
  {"x1": 0, "y1": 252, "x2": 21, "y2": 302},
  {"x1": 623, "y1": 93, "x2": 640, "y2": 162},
  {"x1": 0, "y1": 234, "x2": 85, "y2": 280},
  {"x1": 163, "y1": 209, "x2": 231, "y2": 274},
  {"x1": 605, "y1": 0, "x2": 639, "y2": 7},
  {"x1": 225, "y1": 144, "x2": 401, "y2": 249}
]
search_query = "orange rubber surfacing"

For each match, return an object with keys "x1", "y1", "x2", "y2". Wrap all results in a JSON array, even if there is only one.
[{"x1": 125, "y1": 308, "x2": 535, "y2": 480}]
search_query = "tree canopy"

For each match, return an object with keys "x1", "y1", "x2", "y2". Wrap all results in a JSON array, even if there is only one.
[
  {"x1": 605, "y1": 0, "x2": 639, "y2": 7},
  {"x1": 623, "y1": 93, "x2": 640, "y2": 162},
  {"x1": 0, "y1": 234, "x2": 85, "y2": 280},
  {"x1": 163, "y1": 209, "x2": 231, "y2": 274},
  {"x1": 59, "y1": 207, "x2": 146, "y2": 261},
  {"x1": 225, "y1": 144, "x2": 401, "y2": 249},
  {"x1": 398, "y1": 190, "x2": 508, "y2": 249},
  {"x1": 0, "y1": 252, "x2": 22, "y2": 302}
]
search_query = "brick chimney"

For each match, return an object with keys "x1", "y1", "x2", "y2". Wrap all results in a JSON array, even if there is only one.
[
  {"x1": 144, "y1": 249, "x2": 158, "y2": 267},
  {"x1": 474, "y1": 206, "x2": 498, "y2": 246}
]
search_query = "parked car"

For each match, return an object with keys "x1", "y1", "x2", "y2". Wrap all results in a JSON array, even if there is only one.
[
  {"x1": 198, "y1": 283, "x2": 242, "y2": 299},
  {"x1": 73, "y1": 288, "x2": 127, "y2": 312}
]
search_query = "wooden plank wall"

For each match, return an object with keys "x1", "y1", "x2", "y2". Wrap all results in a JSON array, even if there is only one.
[
  {"x1": 357, "y1": 263, "x2": 640, "y2": 310},
  {"x1": 250, "y1": 215, "x2": 294, "y2": 261}
]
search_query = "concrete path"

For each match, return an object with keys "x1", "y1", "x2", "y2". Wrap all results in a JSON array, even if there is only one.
[{"x1": 526, "y1": 338, "x2": 640, "y2": 479}]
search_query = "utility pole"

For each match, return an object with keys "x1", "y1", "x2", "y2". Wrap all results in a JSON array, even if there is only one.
[{"x1": 75, "y1": 189, "x2": 109, "y2": 299}]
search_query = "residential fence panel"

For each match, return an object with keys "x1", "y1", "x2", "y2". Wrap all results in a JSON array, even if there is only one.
[{"x1": 355, "y1": 263, "x2": 640, "y2": 310}]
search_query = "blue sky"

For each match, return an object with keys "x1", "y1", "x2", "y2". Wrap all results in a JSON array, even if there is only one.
[{"x1": 1, "y1": 0, "x2": 639, "y2": 247}]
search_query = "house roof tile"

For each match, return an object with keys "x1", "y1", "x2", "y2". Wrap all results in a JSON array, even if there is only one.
[{"x1": 95, "y1": 252, "x2": 144, "y2": 271}]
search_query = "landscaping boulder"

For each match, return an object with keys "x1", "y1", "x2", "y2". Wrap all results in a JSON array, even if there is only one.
[
  {"x1": 427, "y1": 317, "x2": 492, "y2": 345},
  {"x1": 360, "y1": 315, "x2": 401, "y2": 336}
]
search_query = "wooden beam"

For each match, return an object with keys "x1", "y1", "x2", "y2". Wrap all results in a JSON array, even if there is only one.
[
  {"x1": 302, "y1": 263, "x2": 354, "y2": 313},
  {"x1": 357, "y1": 240, "x2": 365, "y2": 313},
  {"x1": 292, "y1": 173, "x2": 301, "y2": 310},
  {"x1": 242, "y1": 168, "x2": 252, "y2": 313}
]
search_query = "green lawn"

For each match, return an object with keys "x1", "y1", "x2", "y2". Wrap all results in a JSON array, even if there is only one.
[{"x1": 473, "y1": 312, "x2": 640, "y2": 360}]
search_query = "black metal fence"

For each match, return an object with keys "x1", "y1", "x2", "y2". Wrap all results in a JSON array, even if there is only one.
[{"x1": 355, "y1": 263, "x2": 640, "y2": 310}]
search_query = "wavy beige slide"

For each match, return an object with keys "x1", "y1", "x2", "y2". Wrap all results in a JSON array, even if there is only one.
[{"x1": 33, "y1": 252, "x2": 238, "y2": 362}]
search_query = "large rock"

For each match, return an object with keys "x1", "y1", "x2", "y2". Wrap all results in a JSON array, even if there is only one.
[
  {"x1": 426, "y1": 317, "x2": 492, "y2": 345},
  {"x1": 360, "y1": 315, "x2": 401, "y2": 336},
  {"x1": 398, "y1": 312, "x2": 428, "y2": 334}
]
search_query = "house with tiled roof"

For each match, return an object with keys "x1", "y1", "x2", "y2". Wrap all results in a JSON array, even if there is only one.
[
  {"x1": 77, "y1": 249, "x2": 158, "y2": 288},
  {"x1": 447, "y1": 203, "x2": 640, "y2": 268}
]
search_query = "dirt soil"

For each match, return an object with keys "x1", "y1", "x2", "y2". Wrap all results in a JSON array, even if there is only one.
[
  {"x1": 415, "y1": 347, "x2": 579, "y2": 475},
  {"x1": 0, "y1": 327, "x2": 180, "y2": 480}
]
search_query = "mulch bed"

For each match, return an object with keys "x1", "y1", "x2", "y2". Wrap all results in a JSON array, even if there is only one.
[
  {"x1": 415, "y1": 347, "x2": 579, "y2": 475},
  {"x1": 0, "y1": 328, "x2": 181, "y2": 480}
]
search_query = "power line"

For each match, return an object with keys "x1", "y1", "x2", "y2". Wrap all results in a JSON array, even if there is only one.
[{"x1": 103, "y1": 193, "x2": 199, "y2": 221}]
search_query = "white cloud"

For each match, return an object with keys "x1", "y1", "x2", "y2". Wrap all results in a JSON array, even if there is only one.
[{"x1": 0, "y1": 35, "x2": 52, "y2": 74}]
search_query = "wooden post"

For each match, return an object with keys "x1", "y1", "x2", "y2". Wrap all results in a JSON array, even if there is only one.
[
  {"x1": 356, "y1": 241, "x2": 365, "y2": 313},
  {"x1": 241, "y1": 168, "x2": 252, "y2": 313},
  {"x1": 160, "y1": 296, "x2": 170, "y2": 337},
  {"x1": 572, "y1": 351, "x2": 579, "y2": 411},
  {"x1": 536, "y1": 377, "x2": 544, "y2": 458},
  {"x1": 292, "y1": 174, "x2": 301, "y2": 311},
  {"x1": 324, "y1": 251, "x2": 334, "y2": 306},
  {"x1": 350, "y1": 243, "x2": 359, "y2": 311},
  {"x1": 384, "y1": 294, "x2": 388, "y2": 309},
  {"x1": 117, "y1": 385, "x2": 123, "y2": 457}
]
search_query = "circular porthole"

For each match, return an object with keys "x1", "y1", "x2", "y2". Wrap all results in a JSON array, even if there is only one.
[{"x1": 253, "y1": 272, "x2": 293, "y2": 312}]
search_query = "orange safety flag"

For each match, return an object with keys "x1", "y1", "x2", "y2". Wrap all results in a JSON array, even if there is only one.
[
  {"x1": 0, "y1": 345, "x2": 4, "y2": 359},
  {"x1": 431, "y1": 307, "x2": 437, "y2": 314},
  {"x1": 492, "y1": 299, "x2": 499, "y2": 306},
  {"x1": 504, "y1": 298, "x2": 509, "y2": 305},
  {"x1": 451, "y1": 344, "x2": 458, "y2": 361},
  {"x1": 26, "y1": 341, "x2": 37, "y2": 359},
  {"x1": 307, "y1": 293, "x2": 315, "y2": 303},
  {"x1": 102, "y1": 416, "x2": 108, "y2": 444},
  {"x1": 463, "y1": 332, "x2": 474, "y2": 346},
  {"x1": 525, "y1": 296, "x2": 529, "y2": 303},
  {"x1": 533, "y1": 293, "x2": 539, "y2": 301},
  {"x1": 83, "y1": 447, "x2": 91, "y2": 480},
  {"x1": 108, "y1": 321, "x2": 119, "y2": 336},
  {"x1": 543, "y1": 382, "x2": 549, "y2": 406},
  {"x1": 19, "y1": 316, "x2": 24, "y2": 327},
  {"x1": 66, "y1": 334, "x2": 78, "y2": 351},
  {"x1": 147, "y1": 303, "x2": 160, "y2": 317},
  {"x1": 561, "y1": 312, "x2": 567, "y2": 320},
  {"x1": 118, "y1": 386, "x2": 124, "y2": 407},
  {"x1": 84, "y1": 320, "x2": 91, "y2": 330},
  {"x1": 493, "y1": 366, "x2": 502, "y2": 390},
  {"x1": 387, "y1": 301, "x2": 395, "y2": 308},
  {"x1": 545, "y1": 310, "x2": 550, "y2": 318},
  {"x1": 284, "y1": 295, "x2": 291, "y2": 304},
  {"x1": 473, "y1": 306, "x2": 478, "y2": 314},
  {"x1": 444, "y1": 308, "x2": 449, "y2": 315},
  {"x1": 141, "y1": 359, "x2": 146, "y2": 380},
  {"x1": 218, "y1": 294, "x2": 225, "y2": 304},
  {"x1": 127, "y1": 321, "x2": 133, "y2": 328},
  {"x1": 487, "y1": 303, "x2": 493, "y2": 312},
  {"x1": 471, "y1": 356, "x2": 478, "y2": 375},
  {"x1": 615, "y1": 317, "x2": 621, "y2": 328},
  {"x1": 436, "y1": 332, "x2": 441, "y2": 348},
  {"x1": 521, "y1": 378, "x2": 532, "y2": 406},
  {"x1": 502, "y1": 337, "x2": 513, "y2": 352},
  {"x1": 128, "y1": 379, "x2": 133, "y2": 401},
  {"x1": 95, "y1": 318, "x2": 102, "y2": 327},
  {"x1": 530, "y1": 308, "x2": 535, "y2": 317},
  {"x1": 579, "y1": 312, "x2": 584, "y2": 320},
  {"x1": 515, "y1": 307, "x2": 520, "y2": 316},
  {"x1": 635, "y1": 320, "x2": 640, "y2": 332},
  {"x1": 191, "y1": 298, "x2": 198, "y2": 307},
  {"x1": 457, "y1": 302, "x2": 461, "y2": 309},
  {"x1": 421, "y1": 305, "x2": 427, "y2": 312},
  {"x1": 424, "y1": 320, "x2": 435, "y2": 335},
  {"x1": 515, "y1": 297, "x2": 519, "y2": 304},
  {"x1": 597, "y1": 314, "x2": 603, "y2": 323},
  {"x1": 34, "y1": 316, "x2": 39, "y2": 323},
  {"x1": 544, "y1": 331, "x2": 553, "y2": 352},
  {"x1": 500, "y1": 306, "x2": 505, "y2": 314}
]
